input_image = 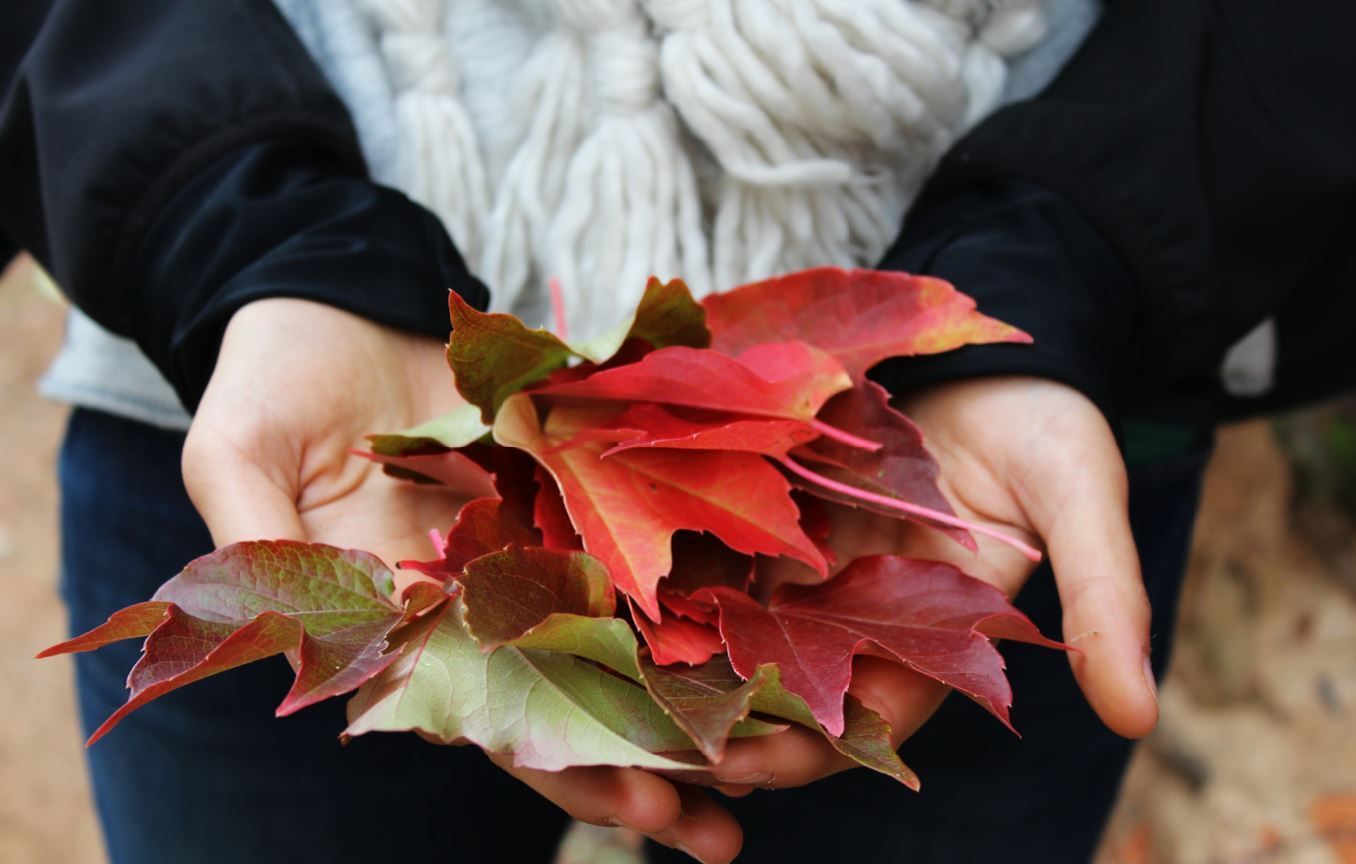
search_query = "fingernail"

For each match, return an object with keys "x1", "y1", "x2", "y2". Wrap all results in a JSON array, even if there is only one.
[
  {"x1": 1142, "y1": 654, "x2": 1158, "y2": 704},
  {"x1": 716, "y1": 770, "x2": 772, "y2": 786},
  {"x1": 676, "y1": 844, "x2": 710, "y2": 864}
]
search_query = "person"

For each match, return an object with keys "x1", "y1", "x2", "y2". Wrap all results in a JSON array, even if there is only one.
[{"x1": 3, "y1": 1, "x2": 1353, "y2": 862}]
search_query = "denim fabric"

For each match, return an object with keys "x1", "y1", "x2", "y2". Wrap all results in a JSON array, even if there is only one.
[{"x1": 58, "y1": 409, "x2": 569, "y2": 864}]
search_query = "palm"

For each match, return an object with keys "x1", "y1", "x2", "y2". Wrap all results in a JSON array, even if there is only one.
[{"x1": 712, "y1": 376, "x2": 1159, "y2": 791}]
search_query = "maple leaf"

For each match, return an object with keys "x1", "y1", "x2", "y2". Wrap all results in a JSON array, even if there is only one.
[
  {"x1": 632, "y1": 601, "x2": 725, "y2": 667},
  {"x1": 534, "y1": 343, "x2": 851, "y2": 423},
  {"x1": 493, "y1": 395, "x2": 826, "y2": 618},
  {"x1": 702, "y1": 267, "x2": 1031, "y2": 379},
  {"x1": 397, "y1": 497, "x2": 540, "y2": 580},
  {"x1": 701, "y1": 555, "x2": 1064, "y2": 737},
  {"x1": 787, "y1": 380, "x2": 975, "y2": 550},
  {"x1": 40, "y1": 542, "x2": 413, "y2": 743},
  {"x1": 447, "y1": 278, "x2": 709, "y2": 422},
  {"x1": 533, "y1": 467, "x2": 584, "y2": 549},
  {"x1": 593, "y1": 403, "x2": 818, "y2": 459}
]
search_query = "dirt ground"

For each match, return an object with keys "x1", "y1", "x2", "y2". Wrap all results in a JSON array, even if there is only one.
[{"x1": 1, "y1": 261, "x2": 1352, "y2": 863}]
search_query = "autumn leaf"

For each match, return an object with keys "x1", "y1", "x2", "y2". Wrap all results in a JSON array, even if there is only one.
[
  {"x1": 572, "y1": 276, "x2": 710, "y2": 363},
  {"x1": 365, "y1": 402, "x2": 491, "y2": 457},
  {"x1": 40, "y1": 542, "x2": 412, "y2": 743},
  {"x1": 632, "y1": 601, "x2": 725, "y2": 667},
  {"x1": 533, "y1": 467, "x2": 584, "y2": 549},
  {"x1": 447, "y1": 279, "x2": 710, "y2": 423},
  {"x1": 639, "y1": 656, "x2": 916, "y2": 785},
  {"x1": 457, "y1": 545, "x2": 615, "y2": 644},
  {"x1": 787, "y1": 380, "x2": 975, "y2": 550},
  {"x1": 702, "y1": 555, "x2": 1064, "y2": 736},
  {"x1": 534, "y1": 343, "x2": 851, "y2": 423},
  {"x1": 397, "y1": 497, "x2": 541, "y2": 580},
  {"x1": 494, "y1": 396, "x2": 826, "y2": 618},
  {"x1": 594, "y1": 403, "x2": 818, "y2": 459},
  {"x1": 344, "y1": 600, "x2": 698, "y2": 770},
  {"x1": 702, "y1": 267, "x2": 1031, "y2": 379}
]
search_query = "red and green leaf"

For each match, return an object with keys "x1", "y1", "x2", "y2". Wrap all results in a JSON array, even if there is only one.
[{"x1": 41, "y1": 542, "x2": 412, "y2": 743}]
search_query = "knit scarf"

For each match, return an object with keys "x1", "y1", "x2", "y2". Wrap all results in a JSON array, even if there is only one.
[{"x1": 275, "y1": 0, "x2": 1047, "y2": 340}]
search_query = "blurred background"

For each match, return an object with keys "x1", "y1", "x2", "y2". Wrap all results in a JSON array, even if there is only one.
[{"x1": 2, "y1": 258, "x2": 1353, "y2": 863}]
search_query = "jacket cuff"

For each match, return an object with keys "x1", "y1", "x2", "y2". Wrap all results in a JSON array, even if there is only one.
[
  {"x1": 125, "y1": 140, "x2": 488, "y2": 411},
  {"x1": 870, "y1": 180, "x2": 1141, "y2": 428}
]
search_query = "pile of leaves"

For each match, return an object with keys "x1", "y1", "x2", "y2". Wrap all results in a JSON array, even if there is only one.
[{"x1": 42, "y1": 268, "x2": 1062, "y2": 788}]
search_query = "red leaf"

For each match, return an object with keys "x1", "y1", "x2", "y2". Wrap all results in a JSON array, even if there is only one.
[
  {"x1": 41, "y1": 542, "x2": 412, "y2": 743},
  {"x1": 494, "y1": 396, "x2": 825, "y2": 618},
  {"x1": 37, "y1": 602, "x2": 171, "y2": 657},
  {"x1": 534, "y1": 343, "x2": 851, "y2": 422},
  {"x1": 534, "y1": 467, "x2": 584, "y2": 550},
  {"x1": 702, "y1": 555, "x2": 1064, "y2": 736},
  {"x1": 398, "y1": 497, "x2": 541, "y2": 579},
  {"x1": 353, "y1": 448, "x2": 497, "y2": 499},
  {"x1": 789, "y1": 380, "x2": 975, "y2": 551},
  {"x1": 632, "y1": 600, "x2": 725, "y2": 667},
  {"x1": 596, "y1": 404, "x2": 818, "y2": 459},
  {"x1": 702, "y1": 267, "x2": 1031, "y2": 379}
]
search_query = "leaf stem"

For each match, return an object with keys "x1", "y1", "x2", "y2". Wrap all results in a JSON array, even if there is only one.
[
  {"x1": 777, "y1": 457, "x2": 1043, "y2": 563},
  {"x1": 808, "y1": 419, "x2": 882, "y2": 452},
  {"x1": 549, "y1": 276, "x2": 568, "y2": 340}
]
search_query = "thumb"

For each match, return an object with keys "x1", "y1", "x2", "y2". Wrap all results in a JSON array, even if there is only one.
[
  {"x1": 182, "y1": 423, "x2": 306, "y2": 548},
  {"x1": 1032, "y1": 454, "x2": 1158, "y2": 739}
]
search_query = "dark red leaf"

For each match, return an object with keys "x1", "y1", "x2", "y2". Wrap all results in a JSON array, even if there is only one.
[
  {"x1": 534, "y1": 467, "x2": 584, "y2": 550},
  {"x1": 702, "y1": 555, "x2": 1064, "y2": 736},
  {"x1": 398, "y1": 497, "x2": 541, "y2": 580},
  {"x1": 789, "y1": 380, "x2": 975, "y2": 550}
]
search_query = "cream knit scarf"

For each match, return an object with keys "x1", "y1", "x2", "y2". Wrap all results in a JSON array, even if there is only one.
[{"x1": 276, "y1": 0, "x2": 1047, "y2": 340}]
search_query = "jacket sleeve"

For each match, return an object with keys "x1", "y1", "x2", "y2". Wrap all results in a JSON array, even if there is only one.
[
  {"x1": 873, "y1": 0, "x2": 1356, "y2": 425},
  {"x1": 0, "y1": 1, "x2": 487, "y2": 410}
]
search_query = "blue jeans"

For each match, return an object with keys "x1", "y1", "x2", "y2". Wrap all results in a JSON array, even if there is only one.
[{"x1": 60, "y1": 408, "x2": 1209, "y2": 863}]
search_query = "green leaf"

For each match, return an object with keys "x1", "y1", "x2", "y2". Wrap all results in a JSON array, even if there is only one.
[
  {"x1": 573, "y1": 277, "x2": 710, "y2": 363},
  {"x1": 448, "y1": 293, "x2": 578, "y2": 423},
  {"x1": 366, "y1": 402, "x2": 491, "y2": 456},
  {"x1": 344, "y1": 601, "x2": 698, "y2": 771},
  {"x1": 446, "y1": 278, "x2": 711, "y2": 423}
]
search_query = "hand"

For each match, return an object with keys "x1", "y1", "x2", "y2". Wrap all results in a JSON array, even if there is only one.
[
  {"x1": 712, "y1": 376, "x2": 1158, "y2": 791},
  {"x1": 184, "y1": 299, "x2": 742, "y2": 863}
]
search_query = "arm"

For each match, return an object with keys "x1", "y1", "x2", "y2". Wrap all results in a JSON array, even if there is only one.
[
  {"x1": 0, "y1": 0, "x2": 485, "y2": 409},
  {"x1": 715, "y1": 0, "x2": 1356, "y2": 788},
  {"x1": 4, "y1": 6, "x2": 738, "y2": 859}
]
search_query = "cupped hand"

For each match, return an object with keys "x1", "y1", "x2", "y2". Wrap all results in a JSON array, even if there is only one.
[
  {"x1": 713, "y1": 375, "x2": 1158, "y2": 792},
  {"x1": 184, "y1": 299, "x2": 741, "y2": 863}
]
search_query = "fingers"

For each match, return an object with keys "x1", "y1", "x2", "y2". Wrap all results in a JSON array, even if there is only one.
[
  {"x1": 491, "y1": 756, "x2": 741, "y2": 864},
  {"x1": 1027, "y1": 444, "x2": 1158, "y2": 739}
]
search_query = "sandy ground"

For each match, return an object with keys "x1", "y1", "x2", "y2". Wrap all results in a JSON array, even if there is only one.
[{"x1": 1, "y1": 260, "x2": 1352, "y2": 863}]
